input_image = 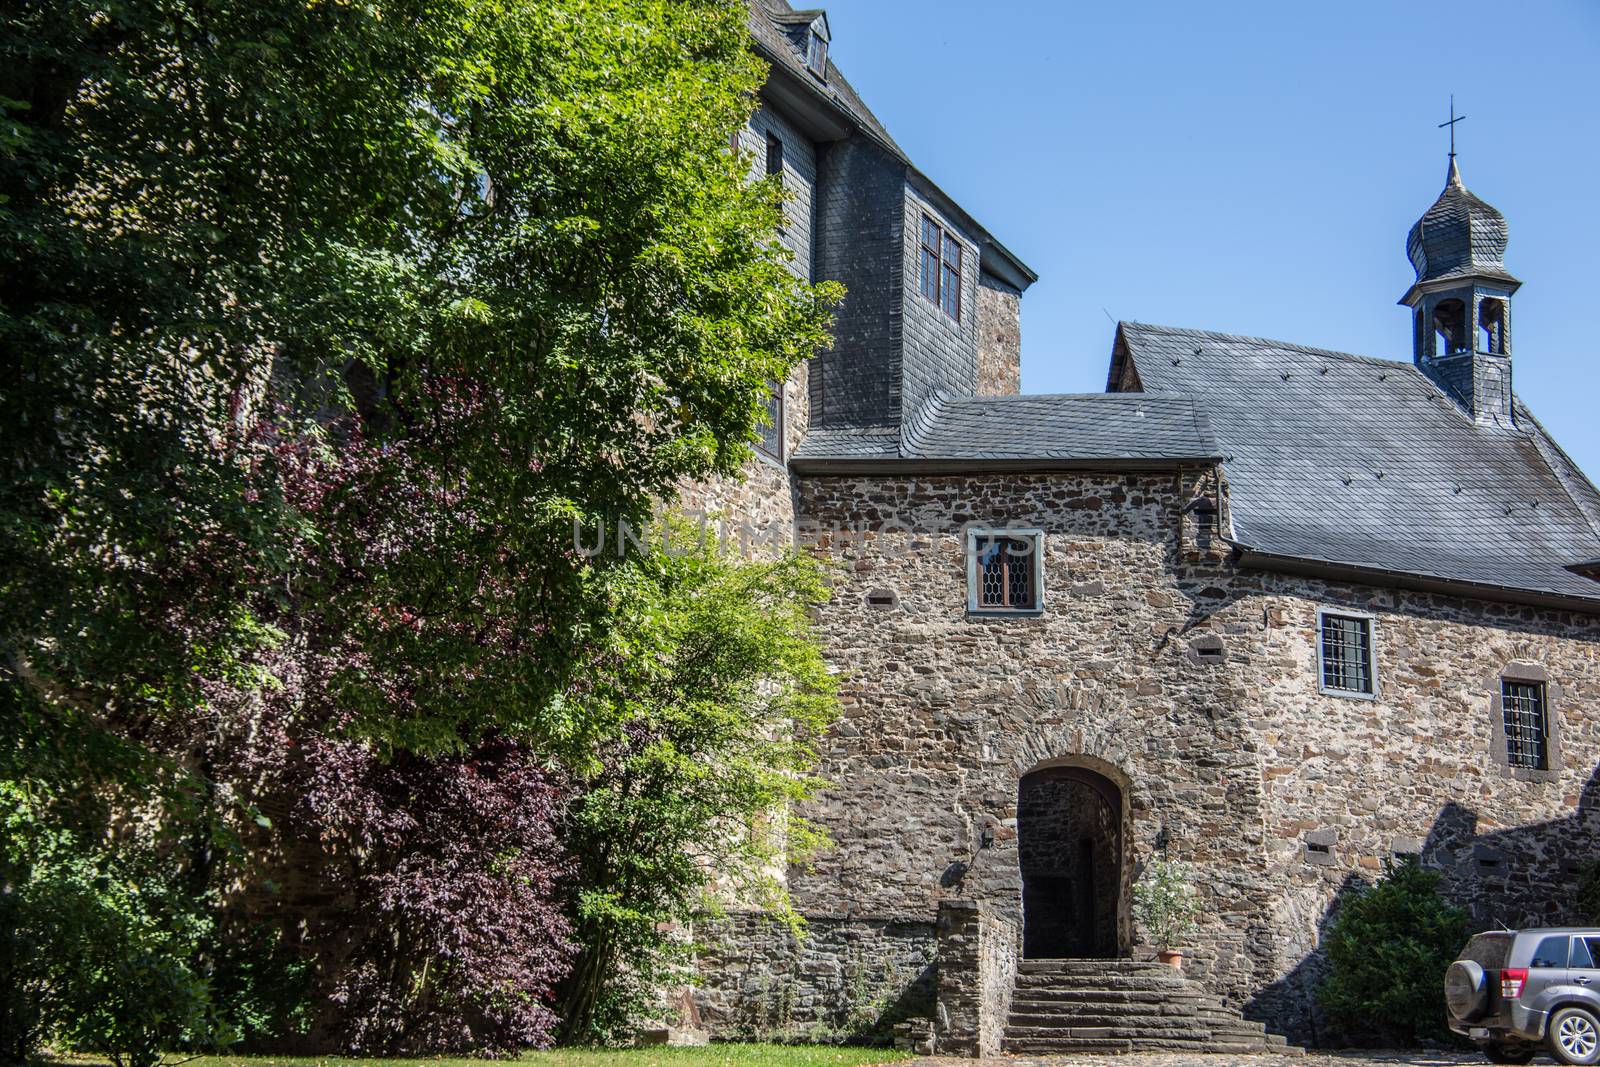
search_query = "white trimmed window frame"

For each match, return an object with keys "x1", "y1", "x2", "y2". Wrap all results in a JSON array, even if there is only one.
[
  {"x1": 965, "y1": 528, "x2": 1045, "y2": 616},
  {"x1": 1316, "y1": 608, "x2": 1379, "y2": 700}
]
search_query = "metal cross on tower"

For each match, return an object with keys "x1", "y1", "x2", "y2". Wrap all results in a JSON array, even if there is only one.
[{"x1": 1439, "y1": 95, "x2": 1467, "y2": 158}]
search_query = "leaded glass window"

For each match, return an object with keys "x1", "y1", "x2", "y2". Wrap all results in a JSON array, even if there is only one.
[
  {"x1": 973, "y1": 534, "x2": 1038, "y2": 611},
  {"x1": 1502, "y1": 679, "x2": 1549, "y2": 770},
  {"x1": 1319, "y1": 612, "x2": 1374, "y2": 695}
]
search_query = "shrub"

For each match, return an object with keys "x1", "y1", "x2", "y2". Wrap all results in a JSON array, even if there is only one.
[
  {"x1": 0, "y1": 782, "x2": 230, "y2": 1067},
  {"x1": 1317, "y1": 858, "x2": 1469, "y2": 1045},
  {"x1": 1133, "y1": 857, "x2": 1202, "y2": 950}
]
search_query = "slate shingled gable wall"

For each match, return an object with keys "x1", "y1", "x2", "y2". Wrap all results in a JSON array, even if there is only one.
[
  {"x1": 811, "y1": 135, "x2": 906, "y2": 430},
  {"x1": 900, "y1": 185, "x2": 981, "y2": 415},
  {"x1": 741, "y1": 105, "x2": 818, "y2": 283}
]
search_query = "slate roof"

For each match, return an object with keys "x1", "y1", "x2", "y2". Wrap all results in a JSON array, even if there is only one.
[
  {"x1": 1406, "y1": 158, "x2": 1520, "y2": 292},
  {"x1": 1115, "y1": 322, "x2": 1600, "y2": 606},
  {"x1": 746, "y1": 0, "x2": 1035, "y2": 288},
  {"x1": 792, "y1": 392, "x2": 1219, "y2": 466},
  {"x1": 748, "y1": 0, "x2": 901, "y2": 156}
]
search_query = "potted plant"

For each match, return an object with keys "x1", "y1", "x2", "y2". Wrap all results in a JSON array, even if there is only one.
[{"x1": 1133, "y1": 856, "x2": 1201, "y2": 969}]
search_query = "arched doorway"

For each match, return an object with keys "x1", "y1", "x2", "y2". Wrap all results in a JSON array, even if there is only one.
[{"x1": 1017, "y1": 765, "x2": 1124, "y2": 958}]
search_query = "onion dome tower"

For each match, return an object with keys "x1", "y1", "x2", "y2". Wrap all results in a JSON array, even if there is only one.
[{"x1": 1400, "y1": 150, "x2": 1522, "y2": 427}]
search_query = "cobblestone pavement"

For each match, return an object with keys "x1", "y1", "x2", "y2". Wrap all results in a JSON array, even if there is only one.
[{"x1": 917, "y1": 1052, "x2": 1493, "y2": 1066}]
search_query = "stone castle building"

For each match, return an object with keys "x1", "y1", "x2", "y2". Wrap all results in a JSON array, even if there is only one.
[{"x1": 684, "y1": 0, "x2": 1600, "y2": 1052}]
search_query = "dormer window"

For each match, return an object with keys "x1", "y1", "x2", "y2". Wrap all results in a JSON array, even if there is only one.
[{"x1": 806, "y1": 30, "x2": 827, "y2": 78}]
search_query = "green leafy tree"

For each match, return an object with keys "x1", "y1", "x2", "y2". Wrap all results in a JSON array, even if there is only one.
[
  {"x1": 1317, "y1": 858, "x2": 1469, "y2": 1045},
  {"x1": 558, "y1": 527, "x2": 839, "y2": 1043},
  {"x1": 2, "y1": 0, "x2": 837, "y2": 1055}
]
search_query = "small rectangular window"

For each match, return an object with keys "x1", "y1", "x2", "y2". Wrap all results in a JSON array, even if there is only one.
[
  {"x1": 755, "y1": 381, "x2": 783, "y2": 460},
  {"x1": 918, "y1": 214, "x2": 962, "y2": 323},
  {"x1": 766, "y1": 133, "x2": 784, "y2": 177},
  {"x1": 1318, "y1": 611, "x2": 1375, "y2": 696},
  {"x1": 1502, "y1": 679, "x2": 1549, "y2": 770},
  {"x1": 806, "y1": 32, "x2": 827, "y2": 78},
  {"x1": 968, "y1": 531, "x2": 1041, "y2": 613}
]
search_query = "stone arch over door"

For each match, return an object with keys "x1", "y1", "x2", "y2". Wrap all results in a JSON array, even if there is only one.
[{"x1": 1016, "y1": 760, "x2": 1130, "y2": 958}]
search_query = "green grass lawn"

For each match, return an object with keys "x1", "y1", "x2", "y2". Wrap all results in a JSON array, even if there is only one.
[{"x1": 58, "y1": 1044, "x2": 914, "y2": 1067}]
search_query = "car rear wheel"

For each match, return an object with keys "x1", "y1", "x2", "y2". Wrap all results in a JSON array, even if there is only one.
[
  {"x1": 1484, "y1": 1041, "x2": 1536, "y2": 1064},
  {"x1": 1550, "y1": 1005, "x2": 1600, "y2": 1065}
]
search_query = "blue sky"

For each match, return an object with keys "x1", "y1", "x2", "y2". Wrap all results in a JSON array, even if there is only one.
[{"x1": 817, "y1": 0, "x2": 1600, "y2": 476}]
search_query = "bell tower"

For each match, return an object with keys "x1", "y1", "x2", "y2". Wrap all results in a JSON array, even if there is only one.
[{"x1": 1400, "y1": 122, "x2": 1522, "y2": 426}]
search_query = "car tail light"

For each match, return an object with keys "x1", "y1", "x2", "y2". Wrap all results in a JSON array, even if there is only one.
[{"x1": 1502, "y1": 968, "x2": 1528, "y2": 999}]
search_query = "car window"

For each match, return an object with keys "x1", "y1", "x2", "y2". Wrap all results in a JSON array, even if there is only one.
[
  {"x1": 1574, "y1": 937, "x2": 1596, "y2": 969},
  {"x1": 1584, "y1": 938, "x2": 1600, "y2": 967},
  {"x1": 1463, "y1": 933, "x2": 1512, "y2": 969},
  {"x1": 1532, "y1": 935, "x2": 1570, "y2": 969}
]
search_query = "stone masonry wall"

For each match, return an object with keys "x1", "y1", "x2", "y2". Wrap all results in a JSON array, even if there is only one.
[
  {"x1": 766, "y1": 468, "x2": 1600, "y2": 1045},
  {"x1": 675, "y1": 361, "x2": 808, "y2": 558},
  {"x1": 933, "y1": 900, "x2": 1018, "y2": 1056},
  {"x1": 691, "y1": 911, "x2": 937, "y2": 1043},
  {"x1": 975, "y1": 276, "x2": 1021, "y2": 396}
]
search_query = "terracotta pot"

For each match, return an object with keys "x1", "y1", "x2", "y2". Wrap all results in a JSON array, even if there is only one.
[{"x1": 1157, "y1": 948, "x2": 1184, "y2": 969}]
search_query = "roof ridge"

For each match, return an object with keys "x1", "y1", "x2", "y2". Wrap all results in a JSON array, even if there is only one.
[
  {"x1": 947, "y1": 391, "x2": 1193, "y2": 404},
  {"x1": 1120, "y1": 321, "x2": 1416, "y2": 370}
]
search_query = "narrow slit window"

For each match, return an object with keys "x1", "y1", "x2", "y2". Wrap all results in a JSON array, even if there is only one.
[
  {"x1": 1501, "y1": 678, "x2": 1549, "y2": 770},
  {"x1": 1319, "y1": 612, "x2": 1375, "y2": 696},
  {"x1": 970, "y1": 533, "x2": 1040, "y2": 612},
  {"x1": 755, "y1": 381, "x2": 783, "y2": 459},
  {"x1": 766, "y1": 133, "x2": 784, "y2": 177},
  {"x1": 919, "y1": 214, "x2": 961, "y2": 322}
]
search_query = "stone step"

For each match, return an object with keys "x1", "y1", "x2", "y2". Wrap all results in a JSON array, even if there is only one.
[
  {"x1": 1006, "y1": 1020, "x2": 1215, "y2": 1039},
  {"x1": 1018, "y1": 958, "x2": 1179, "y2": 975},
  {"x1": 1010, "y1": 989, "x2": 1205, "y2": 1007},
  {"x1": 1004, "y1": 1023, "x2": 1203, "y2": 1043},
  {"x1": 1008, "y1": 1009, "x2": 1267, "y2": 1032},
  {"x1": 1007, "y1": 958, "x2": 1301, "y2": 1057},
  {"x1": 1004, "y1": 1035, "x2": 1277, "y2": 1055},
  {"x1": 1013, "y1": 974, "x2": 1195, "y2": 993}
]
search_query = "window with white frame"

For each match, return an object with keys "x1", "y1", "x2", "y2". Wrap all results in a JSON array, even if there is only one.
[
  {"x1": 967, "y1": 530, "x2": 1042, "y2": 613},
  {"x1": 1318, "y1": 611, "x2": 1376, "y2": 696}
]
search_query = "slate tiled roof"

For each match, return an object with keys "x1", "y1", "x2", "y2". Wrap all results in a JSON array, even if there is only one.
[
  {"x1": 748, "y1": 0, "x2": 901, "y2": 156},
  {"x1": 1117, "y1": 322, "x2": 1600, "y2": 605},
  {"x1": 1406, "y1": 158, "x2": 1520, "y2": 291},
  {"x1": 746, "y1": 0, "x2": 1035, "y2": 288},
  {"x1": 792, "y1": 392, "x2": 1219, "y2": 465}
]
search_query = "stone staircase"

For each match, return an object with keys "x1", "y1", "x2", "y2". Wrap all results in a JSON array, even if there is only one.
[{"x1": 1004, "y1": 958, "x2": 1301, "y2": 1055}]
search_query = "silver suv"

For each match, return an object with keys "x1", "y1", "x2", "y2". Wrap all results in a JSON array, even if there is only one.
[{"x1": 1447, "y1": 929, "x2": 1600, "y2": 1064}]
